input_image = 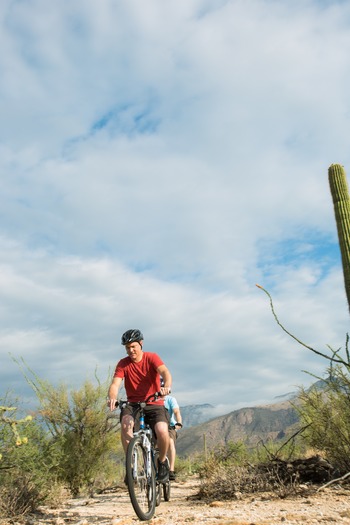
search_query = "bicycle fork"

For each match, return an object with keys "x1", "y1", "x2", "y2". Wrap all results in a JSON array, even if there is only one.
[
  {"x1": 142, "y1": 434, "x2": 153, "y2": 479},
  {"x1": 131, "y1": 434, "x2": 152, "y2": 481}
]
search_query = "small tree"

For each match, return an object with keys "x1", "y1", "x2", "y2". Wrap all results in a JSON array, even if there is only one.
[
  {"x1": 53, "y1": 380, "x2": 122, "y2": 495},
  {"x1": 14, "y1": 360, "x2": 122, "y2": 496}
]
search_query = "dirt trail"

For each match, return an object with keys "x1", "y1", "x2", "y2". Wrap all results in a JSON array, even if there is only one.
[{"x1": 34, "y1": 476, "x2": 350, "y2": 525}]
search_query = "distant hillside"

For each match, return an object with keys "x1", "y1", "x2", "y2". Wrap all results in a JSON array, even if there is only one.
[
  {"x1": 176, "y1": 397, "x2": 300, "y2": 457},
  {"x1": 176, "y1": 380, "x2": 330, "y2": 457},
  {"x1": 179, "y1": 403, "x2": 216, "y2": 428}
]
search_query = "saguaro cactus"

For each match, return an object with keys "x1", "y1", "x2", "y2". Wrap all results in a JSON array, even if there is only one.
[{"x1": 328, "y1": 163, "x2": 350, "y2": 314}]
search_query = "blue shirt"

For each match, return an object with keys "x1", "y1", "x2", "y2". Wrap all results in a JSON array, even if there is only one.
[{"x1": 164, "y1": 395, "x2": 179, "y2": 426}]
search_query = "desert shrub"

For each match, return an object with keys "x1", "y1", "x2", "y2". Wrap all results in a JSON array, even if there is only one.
[
  {"x1": 198, "y1": 436, "x2": 305, "y2": 473},
  {"x1": 257, "y1": 285, "x2": 350, "y2": 478},
  {"x1": 196, "y1": 451, "x2": 334, "y2": 501},
  {"x1": 0, "y1": 405, "x2": 62, "y2": 518},
  {"x1": 15, "y1": 362, "x2": 123, "y2": 496},
  {"x1": 1, "y1": 361, "x2": 124, "y2": 518},
  {"x1": 45, "y1": 381, "x2": 121, "y2": 495},
  {"x1": 252, "y1": 433, "x2": 309, "y2": 464},
  {"x1": 197, "y1": 441, "x2": 249, "y2": 478},
  {"x1": 194, "y1": 435, "x2": 315, "y2": 501},
  {"x1": 196, "y1": 461, "x2": 295, "y2": 501},
  {"x1": 176, "y1": 452, "x2": 204, "y2": 476},
  {"x1": 297, "y1": 367, "x2": 350, "y2": 474},
  {"x1": 173, "y1": 454, "x2": 202, "y2": 479}
]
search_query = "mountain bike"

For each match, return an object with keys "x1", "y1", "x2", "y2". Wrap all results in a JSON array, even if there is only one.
[{"x1": 118, "y1": 392, "x2": 171, "y2": 520}]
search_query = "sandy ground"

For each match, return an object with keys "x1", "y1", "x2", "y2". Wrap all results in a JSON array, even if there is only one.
[{"x1": 19, "y1": 476, "x2": 350, "y2": 525}]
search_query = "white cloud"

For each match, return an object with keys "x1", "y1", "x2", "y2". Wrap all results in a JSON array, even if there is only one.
[{"x1": 1, "y1": 0, "x2": 350, "y2": 412}]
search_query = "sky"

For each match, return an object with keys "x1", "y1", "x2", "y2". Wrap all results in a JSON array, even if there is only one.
[{"x1": 1, "y1": 0, "x2": 350, "y2": 417}]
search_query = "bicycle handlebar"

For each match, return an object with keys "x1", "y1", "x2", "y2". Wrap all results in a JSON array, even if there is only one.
[
  {"x1": 145, "y1": 391, "x2": 161, "y2": 403},
  {"x1": 108, "y1": 389, "x2": 171, "y2": 409},
  {"x1": 118, "y1": 391, "x2": 163, "y2": 407}
]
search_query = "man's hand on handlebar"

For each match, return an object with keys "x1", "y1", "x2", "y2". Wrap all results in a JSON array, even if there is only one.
[
  {"x1": 159, "y1": 386, "x2": 171, "y2": 397},
  {"x1": 106, "y1": 398, "x2": 118, "y2": 411}
]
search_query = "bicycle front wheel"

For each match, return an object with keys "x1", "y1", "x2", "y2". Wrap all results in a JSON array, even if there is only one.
[{"x1": 126, "y1": 436, "x2": 156, "y2": 521}]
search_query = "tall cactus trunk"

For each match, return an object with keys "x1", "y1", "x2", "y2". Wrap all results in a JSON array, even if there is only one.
[{"x1": 328, "y1": 163, "x2": 350, "y2": 314}]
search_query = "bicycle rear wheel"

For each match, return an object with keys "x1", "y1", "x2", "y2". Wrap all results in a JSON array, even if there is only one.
[
  {"x1": 153, "y1": 450, "x2": 161, "y2": 506},
  {"x1": 156, "y1": 481, "x2": 162, "y2": 506},
  {"x1": 126, "y1": 436, "x2": 156, "y2": 521},
  {"x1": 162, "y1": 458, "x2": 171, "y2": 501}
]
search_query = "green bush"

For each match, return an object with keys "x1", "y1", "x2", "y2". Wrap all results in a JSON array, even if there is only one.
[
  {"x1": 19, "y1": 373, "x2": 121, "y2": 496},
  {"x1": 297, "y1": 367, "x2": 350, "y2": 473},
  {"x1": 14, "y1": 362, "x2": 123, "y2": 496},
  {"x1": 194, "y1": 438, "x2": 309, "y2": 500},
  {"x1": 48, "y1": 380, "x2": 122, "y2": 495},
  {"x1": 0, "y1": 366, "x2": 124, "y2": 517},
  {"x1": 0, "y1": 404, "x2": 62, "y2": 518}
]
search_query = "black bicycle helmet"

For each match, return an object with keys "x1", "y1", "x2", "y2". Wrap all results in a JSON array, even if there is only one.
[{"x1": 121, "y1": 329, "x2": 144, "y2": 345}]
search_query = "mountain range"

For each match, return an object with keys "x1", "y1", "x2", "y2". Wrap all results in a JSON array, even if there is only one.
[
  {"x1": 179, "y1": 403, "x2": 217, "y2": 428},
  {"x1": 176, "y1": 392, "x2": 301, "y2": 457}
]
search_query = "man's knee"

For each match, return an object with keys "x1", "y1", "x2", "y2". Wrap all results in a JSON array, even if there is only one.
[
  {"x1": 155, "y1": 421, "x2": 169, "y2": 438},
  {"x1": 121, "y1": 415, "x2": 134, "y2": 434}
]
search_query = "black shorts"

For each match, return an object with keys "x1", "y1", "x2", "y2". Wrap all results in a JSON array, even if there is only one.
[
  {"x1": 168, "y1": 426, "x2": 177, "y2": 442},
  {"x1": 120, "y1": 403, "x2": 170, "y2": 434}
]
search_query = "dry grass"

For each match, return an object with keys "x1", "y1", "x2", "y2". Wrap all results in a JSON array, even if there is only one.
[
  {"x1": 0, "y1": 475, "x2": 67, "y2": 520},
  {"x1": 195, "y1": 462, "x2": 302, "y2": 501},
  {"x1": 0, "y1": 475, "x2": 40, "y2": 518}
]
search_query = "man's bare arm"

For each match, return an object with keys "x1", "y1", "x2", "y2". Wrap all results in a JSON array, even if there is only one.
[
  {"x1": 173, "y1": 406, "x2": 182, "y2": 426},
  {"x1": 157, "y1": 364, "x2": 172, "y2": 395},
  {"x1": 107, "y1": 376, "x2": 123, "y2": 410}
]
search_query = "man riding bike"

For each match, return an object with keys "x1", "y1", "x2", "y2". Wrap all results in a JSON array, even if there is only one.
[{"x1": 107, "y1": 329, "x2": 172, "y2": 482}]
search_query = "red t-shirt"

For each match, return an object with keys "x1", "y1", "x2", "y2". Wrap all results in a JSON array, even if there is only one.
[{"x1": 114, "y1": 352, "x2": 164, "y2": 405}]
